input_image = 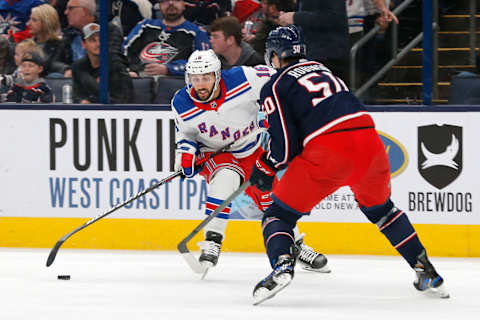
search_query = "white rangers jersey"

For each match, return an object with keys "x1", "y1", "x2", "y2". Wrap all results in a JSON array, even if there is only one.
[{"x1": 172, "y1": 65, "x2": 275, "y2": 159}]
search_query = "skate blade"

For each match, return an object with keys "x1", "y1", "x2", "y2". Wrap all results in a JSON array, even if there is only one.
[
  {"x1": 302, "y1": 264, "x2": 331, "y2": 273},
  {"x1": 200, "y1": 261, "x2": 214, "y2": 280},
  {"x1": 253, "y1": 274, "x2": 292, "y2": 306},
  {"x1": 425, "y1": 284, "x2": 450, "y2": 299}
]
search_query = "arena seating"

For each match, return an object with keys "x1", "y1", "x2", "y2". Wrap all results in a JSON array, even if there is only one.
[
  {"x1": 45, "y1": 77, "x2": 73, "y2": 103},
  {"x1": 131, "y1": 77, "x2": 156, "y2": 104},
  {"x1": 448, "y1": 73, "x2": 480, "y2": 105},
  {"x1": 44, "y1": 76, "x2": 185, "y2": 104}
]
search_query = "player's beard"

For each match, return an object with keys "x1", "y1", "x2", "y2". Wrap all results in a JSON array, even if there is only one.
[
  {"x1": 163, "y1": 5, "x2": 183, "y2": 23},
  {"x1": 197, "y1": 88, "x2": 212, "y2": 101}
]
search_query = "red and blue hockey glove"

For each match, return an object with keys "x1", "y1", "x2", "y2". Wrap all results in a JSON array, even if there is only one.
[
  {"x1": 181, "y1": 153, "x2": 201, "y2": 178},
  {"x1": 175, "y1": 141, "x2": 200, "y2": 178},
  {"x1": 249, "y1": 153, "x2": 278, "y2": 192}
]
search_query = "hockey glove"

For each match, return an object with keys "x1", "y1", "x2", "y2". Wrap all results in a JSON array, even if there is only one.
[
  {"x1": 176, "y1": 140, "x2": 200, "y2": 178},
  {"x1": 181, "y1": 153, "x2": 201, "y2": 178},
  {"x1": 249, "y1": 153, "x2": 278, "y2": 192}
]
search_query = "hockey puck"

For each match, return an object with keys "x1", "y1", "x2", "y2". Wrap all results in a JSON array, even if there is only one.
[{"x1": 57, "y1": 275, "x2": 70, "y2": 280}]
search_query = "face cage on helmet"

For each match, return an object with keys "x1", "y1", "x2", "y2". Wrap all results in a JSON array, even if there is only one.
[{"x1": 185, "y1": 69, "x2": 222, "y2": 104}]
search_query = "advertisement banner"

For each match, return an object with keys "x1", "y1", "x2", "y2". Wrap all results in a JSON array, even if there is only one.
[
  {"x1": 0, "y1": 110, "x2": 478, "y2": 225},
  {"x1": 307, "y1": 113, "x2": 478, "y2": 225}
]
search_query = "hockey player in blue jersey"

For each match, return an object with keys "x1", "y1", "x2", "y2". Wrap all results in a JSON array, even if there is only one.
[
  {"x1": 249, "y1": 25, "x2": 449, "y2": 305},
  {"x1": 172, "y1": 49, "x2": 330, "y2": 275}
]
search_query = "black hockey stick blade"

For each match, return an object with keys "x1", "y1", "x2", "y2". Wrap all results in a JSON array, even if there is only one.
[
  {"x1": 46, "y1": 170, "x2": 184, "y2": 267},
  {"x1": 177, "y1": 181, "x2": 251, "y2": 273},
  {"x1": 46, "y1": 229, "x2": 79, "y2": 267}
]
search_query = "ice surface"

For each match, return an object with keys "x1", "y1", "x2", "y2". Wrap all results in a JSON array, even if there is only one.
[{"x1": 1, "y1": 248, "x2": 478, "y2": 320}]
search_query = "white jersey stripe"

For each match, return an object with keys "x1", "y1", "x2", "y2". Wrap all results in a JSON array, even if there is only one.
[
  {"x1": 225, "y1": 87, "x2": 252, "y2": 103},
  {"x1": 226, "y1": 82, "x2": 249, "y2": 97},
  {"x1": 302, "y1": 111, "x2": 370, "y2": 147}
]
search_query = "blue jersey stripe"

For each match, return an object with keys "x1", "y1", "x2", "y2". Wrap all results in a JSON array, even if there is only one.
[
  {"x1": 224, "y1": 86, "x2": 252, "y2": 104},
  {"x1": 205, "y1": 212, "x2": 230, "y2": 219},
  {"x1": 230, "y1": 134, "x2": 261, "y2": 154},
  {"x1": 183, "y1": 109, "x2": 207, "y2": 121}
]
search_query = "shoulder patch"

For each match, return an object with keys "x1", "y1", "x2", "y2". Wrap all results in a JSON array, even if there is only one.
[
  {"x1": 172, "y1": 87, "x2": 194, "y2": 114},
  {"x1": 221, "y1": 67, "x2": 248, "y2": 91}
]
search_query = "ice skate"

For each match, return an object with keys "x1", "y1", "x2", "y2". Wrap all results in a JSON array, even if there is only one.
[
  {"x1": 253, "y1": 255, "x2": 295, "y2": 305},
  {"x1": 413, "y1": 250, "x2": 450, "y2": 299},
  {"x1": 295, "y1": 234, "x2": 331, "y2": 273},
  {"x1": 198, "y1": 231, "x2": 222, "y2": 279}
]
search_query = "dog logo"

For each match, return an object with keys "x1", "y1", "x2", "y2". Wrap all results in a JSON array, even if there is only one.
[{"x1": 418, "y1": 124, "x2": 462, "y2": 189}]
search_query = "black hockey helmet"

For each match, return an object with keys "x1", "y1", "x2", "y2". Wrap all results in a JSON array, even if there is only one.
[{"x1": 264, "y1": 24, "x2": 306, "y2": 68}]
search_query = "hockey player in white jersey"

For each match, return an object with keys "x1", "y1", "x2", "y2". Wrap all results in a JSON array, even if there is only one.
[{"x1": 172, "y1": 49, "x2": 330, "y2": 274}]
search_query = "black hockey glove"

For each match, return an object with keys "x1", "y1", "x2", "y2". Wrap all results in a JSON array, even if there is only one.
[{"x1": 249, "y1": 153, "x2": 278, "y2": 192}]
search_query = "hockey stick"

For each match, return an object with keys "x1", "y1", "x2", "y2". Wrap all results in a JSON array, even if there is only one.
[
  {"x1": 46, "y1": 146, "x2": 232, "y2": 267},
  {"x1": 177, "y1": 180, "x2": 251, "y2": 274},
  {"x1": 46, "y1": 170, "x2": 182, "y2": 267}
]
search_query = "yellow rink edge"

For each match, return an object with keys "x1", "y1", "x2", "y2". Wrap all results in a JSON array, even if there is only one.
[{"x1": 1, "y1": 217, "x2": 479, "y2": 257}]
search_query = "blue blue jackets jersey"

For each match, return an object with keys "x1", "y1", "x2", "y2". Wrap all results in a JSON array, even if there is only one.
[
  {"x1": 122, "y1": 18, "x2": 210, "y2": 76},
  {"x1": 0, "y1": 0, "x2": 44, "y2": 34},
  {"x1": 172, "y1": 65, "x2": 275, "y2": 159},
  {"x1": 259, "y1": 60, "x2": 372, "y2": 169}
]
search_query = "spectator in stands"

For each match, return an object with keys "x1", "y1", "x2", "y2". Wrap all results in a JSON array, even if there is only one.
[
  {"x1": 347, "y1": 0, "x2": 398, "y2": 44},
  {"x1": 249, "y1": 0, "x2": 295, "y2": 56},
  {"x1": 0, "y1": 37, "x2": 16, "y2": 75},
  {"x1": 347, "y1": 0, "x2": 366, "y2": 46},
  {"x1": 109, "y1": 0, "x2": 154, "y2": 37},
  {"x1": 123, "y1": 0, "x2": 211, "y2": 77},
  {"x1": 374, "y1": 0, "x2": 398, "y2": 29},
  {"x1": 183, "y1": 0, "x2": 231, "y2": 26},
  {"x1": 277, "y1": 0, "x2": 350, "y2": 82},
  {"x1": 210, "y1": 16, "x2": 263, "y2": 69},
  {"x1": 0, "y1": 39, "x2": 43, "y2": 93},
  {"x1": 348, "y1": 0, "x2": 398, "y2": 88},
  {"x1": 6, "y1": 51, "x2": 53, "y2": 103},
  {"x1": 0, "y1": 0, "x2": 44, "y2": 42},
  {"x1": 0, "y1": 37, "x2": 16, "y2": 97},
  {"x1": 232, "y1": 0, "x2": 261, "y2": 24},
  {"x1": 13, "y1": 39, "x2": 42, "y2": 75},
  {"x1": 72, "y1": 23, "x2": 100, "y2": 103},
  {"x1": 53, "y1": 0, "x2": 69, "y2": 29},
  {"x1": 72, "y1": 23, "x2": 133, "y2": 104},
  {"x1": 27, "y1": 4, "x2": 70, "y2": 77},
  {"x1": 232, "y1": 0, "x2": 263, "y2": 39},
  {"x1": 361, "y1": 0, "x2": 398, "y2": 77},
  {"x1": 63, "y1": 0, "x2": 96, "y2": 63}
]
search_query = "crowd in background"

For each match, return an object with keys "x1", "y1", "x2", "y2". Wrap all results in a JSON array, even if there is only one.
[{"x1": 0, "y1": 0, "x2": 475, "y2": 104}]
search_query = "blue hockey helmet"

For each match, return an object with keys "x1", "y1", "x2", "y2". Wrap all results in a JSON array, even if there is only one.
[{"x1": 264, "y1": 24, "x2": 306, "y2": 68}]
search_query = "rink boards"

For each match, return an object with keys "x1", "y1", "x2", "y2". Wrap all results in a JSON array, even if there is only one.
[{"x1": 1, "y1": 105, "x2": 479, "y2": 257}]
